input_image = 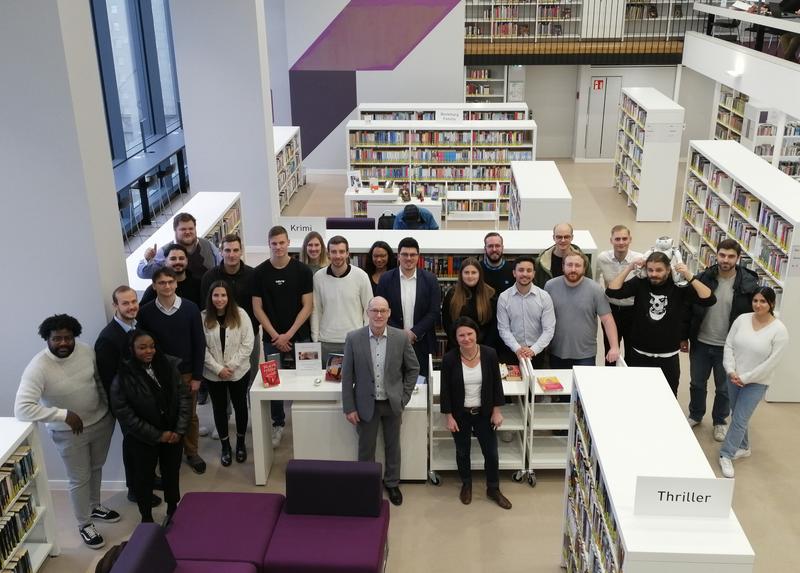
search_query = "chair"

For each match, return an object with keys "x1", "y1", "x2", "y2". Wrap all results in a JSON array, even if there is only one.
[
  {"x1": 712, "y1": 18, "x2": 741, "y2": 42},
  {"x1": 118, "y1": 187, "x2": 140, "y2": 254},
  {"x1": 156, "y1": 163, "x2": 178, "y2": 217}
]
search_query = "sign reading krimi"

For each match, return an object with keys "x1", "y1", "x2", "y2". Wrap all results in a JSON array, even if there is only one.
[
  {"x1": 435, "y1": 109, "x2": 462, "y2": 122},
  {"x1": 634, "y1": 476, "x2": 734, "y2": 518},
  {"x1": 278, "y1": 217, "x2": 326, "y2": 244}
]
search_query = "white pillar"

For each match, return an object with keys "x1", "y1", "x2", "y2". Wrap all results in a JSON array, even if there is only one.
[
  {"x1": 0, "y1": 0, "x2": 127, "y2": 482},
  {"x1": 170, "y1": 0, "x2": 279, "y2": 253}
]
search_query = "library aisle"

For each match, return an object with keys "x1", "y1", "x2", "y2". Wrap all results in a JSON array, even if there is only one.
[{"x1": 46, "y1": 162, "x2": 800, "y2": 573}]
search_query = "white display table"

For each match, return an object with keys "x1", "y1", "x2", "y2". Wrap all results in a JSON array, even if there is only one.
[
  {"x1": 508, "y1": 161, "x2": 572, "y2": 230},
  {"x1": 343, "y1": 188, "x2": 400, "y2": 217}
]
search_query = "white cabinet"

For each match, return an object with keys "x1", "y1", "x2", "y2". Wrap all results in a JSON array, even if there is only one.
[{"x1": 508, "y1": 161, "x2": 572, "y2": 230}]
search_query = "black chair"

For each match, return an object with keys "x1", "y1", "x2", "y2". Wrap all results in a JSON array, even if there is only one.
[{"x1": 712, "y1": 19, "x2": 741, "y2": 42}]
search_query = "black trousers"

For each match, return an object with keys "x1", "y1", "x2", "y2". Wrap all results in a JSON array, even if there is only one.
[
  {"x1": 626, "y1": 350, "x2": 681, "y2": 396},
  {"x1": 451, "y1": 410, "x2": 499, "y2": 488},
  {"x1": 206, "y1": 373, "x2": 250, "y2": 440},
  {"x1": 603, "y1": 304, "x2": 635, "y2": 366},
  {"x1": 125, "y1": 435, "x2": 183, "y2": 521}
]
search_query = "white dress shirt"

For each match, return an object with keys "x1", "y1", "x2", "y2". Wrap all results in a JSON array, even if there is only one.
[
  {"x1": 155, "y1": 296, "x2": 182, "y2": 316},
  {"x1": 400, "y1": 270, "x2": 417, "y2": 331},
  {"x1": 369, "y1": 327, "x2": 388, "y2": 400},
  {"x1": 595, "y1": 249, "x2": 642, "y2": 307}
]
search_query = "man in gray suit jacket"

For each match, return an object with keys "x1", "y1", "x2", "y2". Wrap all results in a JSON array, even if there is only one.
[{"x1": 342, "y1": 296, "x2": 419, "y2": 506}]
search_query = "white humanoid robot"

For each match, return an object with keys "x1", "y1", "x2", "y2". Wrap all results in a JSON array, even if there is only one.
[{"x1": 638, "y1": 236, "x2": 688, "y2": 287}]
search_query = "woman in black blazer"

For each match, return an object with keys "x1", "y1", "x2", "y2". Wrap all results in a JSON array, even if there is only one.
[
  {"x1": 440, "y1": 317, "x2": 511, "y2": 509},
  {"x1": 111, "y1": 329, "x2": 191, "y2": 524}
]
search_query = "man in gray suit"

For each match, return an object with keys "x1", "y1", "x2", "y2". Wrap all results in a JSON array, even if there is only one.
[{"x1": 342, "y1": 296, "x2": 420, "y2": 506}]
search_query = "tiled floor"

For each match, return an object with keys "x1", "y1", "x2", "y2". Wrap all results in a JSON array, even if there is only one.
[{"x1": 47, "y1": 160, "x2": 799, "y2": 572}]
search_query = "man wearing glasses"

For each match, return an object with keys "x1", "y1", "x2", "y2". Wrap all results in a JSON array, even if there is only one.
[
  {"x1": 377, "y1": 237, "x2": 441, "y2": 377},
  {"x1": 341, "y1": 296, "x2": 420, "y2": 506},
  {"x1": 535, "y1": 222, "x2": 593, "y2": 288}
]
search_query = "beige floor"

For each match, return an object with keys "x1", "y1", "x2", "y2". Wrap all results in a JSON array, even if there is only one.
[{"x1": 47, "y1": 161, "x2": 800, "y2": 573}]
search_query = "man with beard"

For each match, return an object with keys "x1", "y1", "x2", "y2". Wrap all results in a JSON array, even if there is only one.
[
  {"x1": 137, "y1": 212, "x2": 221, "y2": 279},
  {"x1": 480, "y1": 232, "x2": 515, "y2": 295},
  {"x1": 686, "y1": 239, "x2": 758, "y2": 440},
  {"x1": 140, "y1": 244, "x2": 202, "y2": 306},
  {"x1": 544, "y1": 252, "x2": 618, "y2": 368},
  {"x1": 606, "y1": 252, "x2": 715, "y2": 396},
  {"x1": 535, "y1": 223, "x2": 593, "y2": 288}
]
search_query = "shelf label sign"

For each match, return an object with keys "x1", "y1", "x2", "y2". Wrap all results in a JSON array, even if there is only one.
[
  {"x1": 593, "y1": 79, "x2": 604, "y2": 91},
  {"x1": 435, "y1": 109, "x2": 462, "y2": 122},
  {"x1": 634, "y1": 476, "x2": 734, "y2": 518},
  {"x1": 278, "y1": 217, "x2": 326, "y2": 244}
]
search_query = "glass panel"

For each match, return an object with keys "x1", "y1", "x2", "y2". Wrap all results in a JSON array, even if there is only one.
[
  {"x1": 106, "y1": 0, "x2": 145, "y2": 153},
  {"x1": 151, "y1": 0, "x2": 181, "y2": 130}
]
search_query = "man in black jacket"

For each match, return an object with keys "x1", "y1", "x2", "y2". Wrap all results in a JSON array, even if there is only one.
[
  {"x1": 686, "y1": 239, "x2": 759, "y2": 441},
  {"x1": 95, "y1": 286, "x2": 162, "y2": 507}
]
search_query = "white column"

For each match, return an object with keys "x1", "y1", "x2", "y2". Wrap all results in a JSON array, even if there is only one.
[
  {"x1": 0, "y1": 0, "x2": 127, "y2": 482},
  {"x1": 170, "y1": 0, "x2": 279, "y2": 253}
]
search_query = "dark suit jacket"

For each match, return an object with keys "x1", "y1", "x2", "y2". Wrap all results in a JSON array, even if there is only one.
[
  {"x1": 95, "y1": 319, "x2": 130, "y2": 403},
  {"x1": 341, "y1": 326, "x2": 420, "y2": 422},
  {"x1": 440, "y1": 345, "x2": 505, "y2": 417},
  {"x1": 376, "y1": 267, "x2": 441, "y2": 353}
]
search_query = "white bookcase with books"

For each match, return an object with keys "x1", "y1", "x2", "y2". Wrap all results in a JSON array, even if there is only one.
[
  {"x1": 273, "y1": 126, "x2": 303, "y2": 212},
  {"x1": 613, "y1": 87, "x2": 684, "y2": 222},
  {"x1": 0, "y1": 419, "x2": 59, "y2": 573},
  {"x1": 678, "y1": 140, "x2": 800, "y2": 402},
  {"x1": 346, "y1": 119, "x2": 537, "y2": 221},
  {"x1": 464, "y1": 65, "x2": 508, "y2": 102},
  {"x1": 562, "y1": 367, "x2": 754, "y2": 573},
  {"x1": 712, "y1": 84, "x2": 748, "y2": 143},
  {"x1": 739, "y1": 102, "x2": 800, "y2": 181},
  {"x1": 508, "y1": 160, "x2": 572, "y2": 230},
  {"x1": 357, "y1": 102, "x2": 529, "y2": 121}
]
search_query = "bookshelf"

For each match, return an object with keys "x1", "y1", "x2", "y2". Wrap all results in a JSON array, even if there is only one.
[
  {"x1": 273, "y1": 126, "x2": 303, "y2": 212},
  {"x1": 346, "y1": 119, "x2": 537, "y2": 220},
  {"x1": 0, "y1": 419, "x2": 59, "y2": 573},
  {"x1": 712, "y1": 84, "x2": 748, "y2": 143},
  {"x1": 678, "y1": 140, "x2": 800, "y2": 402},
  {"x1": 739, "y1": 103, "x2": 800, "y2": 182},
  {"x1": 613, "y1": 87, "x2": 684, "y2": 222},
  {"x1": 562, "y1": 367, "x2": 754, "y2": 573},
  {"x1": 622, "y1": 0, "x2": 705, "y2": 40},
  {"x1": 465, "y1": 0, "x2": 582, "y2": 41},
  {"x1": 508, "y1": 160, "x2": 572, "y2": 230},
  {"x1": 125, "y1": 192, "x2": 242, "y2": 293},
  {"x1": 464, "y1": 65, "x2": 508, "y2": 102},
  {"x1": 357, "y1": 102, "x2": 530, "y2": 121}
]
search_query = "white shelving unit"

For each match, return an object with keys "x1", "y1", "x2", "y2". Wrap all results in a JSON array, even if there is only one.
[
  {"x1": 273, "y1": 126, "x2": 303, "y2": 212},
  {"x1": 712, "y1": 84, "x2": 748, "y2": 143},
  {"x1": 464, "y1": 65, "x2": 508, "y2": 102},
  {"x1": 508, "y1": 160, "x2": 572, "y2": 230},
  {"x1": 346, "y1": 119, "x2": 537, "y2": 220},
  {"x1": 739, "y1": 102, "x2": 800, "y2": 181},
  {"x1": 125, "y1": 192, "x2": 242, "y2": 292},
  {"x1": 678, "y1": 140, "x2": 800, "y2": 402},
  {"x1": 622, "y1": 0, "x2": 706, "y2": 41},
  {"x1": 357, "y1": 102, "x2": 530, "y2": 121},
  {"x1": 562, "y1": 367, "x2": 754, "y2": 573},
  {"x1": 343, "y1": 188, "x2": 400, "y2": 218},
  {"x1": 0, "y1": 419, "x2": 59, "y2": 573},
  {"x1": 614, "y1": 87, "x2": 684, "y2": 222}
]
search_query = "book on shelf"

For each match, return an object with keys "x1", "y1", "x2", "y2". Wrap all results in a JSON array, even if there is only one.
[
  {"x1": 537, "y1": 376, "x2": 563, "y2": 391},
  {"x1": 259, "y1": 360, "x2": 280, "y2": 387},
  {"x1": 325, "y1": 354, "x2": 344, "y2": 382},
  {"x1": 502, "y1": 364, "x2": 523, "y2": 382}
]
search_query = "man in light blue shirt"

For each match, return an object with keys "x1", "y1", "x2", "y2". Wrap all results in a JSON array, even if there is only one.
[{"x1": 496, "y1": 256, "x2": 555, "y2": 369}]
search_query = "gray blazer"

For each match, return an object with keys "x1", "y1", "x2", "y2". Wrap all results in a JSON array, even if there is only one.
[{"x1": 341, "y1": 325, "x2": 420, "y2": 422}]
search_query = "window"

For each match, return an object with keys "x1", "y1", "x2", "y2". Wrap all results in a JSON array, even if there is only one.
[{"x1": 151, "y1": 0, "x2": 181, "y2": 132}]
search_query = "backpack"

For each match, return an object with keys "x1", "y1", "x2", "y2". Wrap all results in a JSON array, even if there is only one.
[{"x1": 377, "y1": 212, "x2": 395, "y2": 229}]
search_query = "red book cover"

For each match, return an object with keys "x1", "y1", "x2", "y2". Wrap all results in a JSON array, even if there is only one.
[
  {"x1": 325, "y1": 354, "x2": 344, "y2": 382},
  {"x1": 537, "y1": 376, "x2": 563, "y2": 392},
  {"x1": 504, "y1": 365, "x2": 523, "y2": 382},
  {"x1": 260, "y1": 360, "x2": 280, "y2": 387}
]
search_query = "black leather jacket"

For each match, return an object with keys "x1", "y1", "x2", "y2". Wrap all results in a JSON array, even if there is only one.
[
  {"x1": 110, "y1": 355, "x2": 191, "y2": 445},
  {"x1": 687, "y1": 264, "x2": 759, "y2": 341}
]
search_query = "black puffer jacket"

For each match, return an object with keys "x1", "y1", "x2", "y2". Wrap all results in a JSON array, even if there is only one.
[
  {"x1": 110, "y1": 355, "x2": 191, "y2": 445},
  {"x1": 687, "y1": 264, "x2": 759, "y2": 341}
]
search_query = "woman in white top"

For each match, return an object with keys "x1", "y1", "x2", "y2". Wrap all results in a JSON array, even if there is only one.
[
  {"x1": 440, "y1": 317, "x2": 511, "y2": 509},
  {"x1": 202, "y1": 281, "x2": 254, "y2": 467},
  {"x1": 719, "y1": 286, "x2": 789, "y2": 478}
]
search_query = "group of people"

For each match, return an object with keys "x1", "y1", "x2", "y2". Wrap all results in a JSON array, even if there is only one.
[{"x1": 13, "y1": 211, "x2": 789, "y2": 547}]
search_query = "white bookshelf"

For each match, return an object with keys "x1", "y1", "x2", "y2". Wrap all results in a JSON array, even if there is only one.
[
  {"x1": 622, "y1": 0, "x2": 705, "y2": 40},
  {"x1": 562, "y1": 367, "x2": 754, "y2": 573},
  {"x1": 508, "y1": 160, "x2": 572, "y2": 230},
  {"x1": 125, "y1": 192, "x2": 242, "y2": 292},
  {"x1": 739, "y1": 102, "x2": 800, "y2": 181},
  {"x1": 613, "y1": 87, "x2": 684, "y2": 222},
  {"x1": 343, "y1": 188, "x2": 400, "y2": 218},
  {"x1": 464, "y1": 65, "x2": 508, "y2": 102},
  {"x1": 678, "y1": 140, "x2": 800, "y2": 402},
  {"x1": 273, "y1": 126, "x2": 303, "y2": 212},
  {"x1": 0, "y1": 419, "x2": 59, "y2": 572},
  {"x1": 346, "y1": 119, "x2": 537, "y2": 220},
  {"x1": 524, "y1": 366, "x2": 572, "y2": 487},
  {"x1": 712, "y1": 84, "x2": 748, "y2": 143},
  {"x1": 357, "y1": 102, "x2": 530, "y2": 121}
]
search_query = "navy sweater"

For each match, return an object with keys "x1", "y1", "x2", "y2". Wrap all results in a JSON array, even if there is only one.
[{"x1": 137, "y1": 299, "x2": 205, "y2": 379}]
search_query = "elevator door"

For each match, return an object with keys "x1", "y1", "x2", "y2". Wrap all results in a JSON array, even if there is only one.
[{"x1": 585, "y1": 75, "x2": 622, "y2": 159}]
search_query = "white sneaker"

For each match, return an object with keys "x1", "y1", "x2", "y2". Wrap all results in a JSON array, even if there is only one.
[
  {"x1": 79, "y1": 523, "x2": 105, "y2": 549},
  {"x1": 271, "y1": 426, "x2": 284, "y2": 448},
  {"x1": 713, "y1": 424, "x2": 728, "y2": 442},
  {"x1": 212, "y1": 428, "x2": 219, "y2": 440},
  {"x1": 687, "y1": 416, "x2": 700, "y2": 428},
  {"x1": 199, "y1": 426, "x2": 210, "y2": 437},
  {"x1": 733, "y1": 448, "x2": 752, "y2": 460},
  {"x1": 719, "y1": 456, "x2": 735, "y2": 478}
]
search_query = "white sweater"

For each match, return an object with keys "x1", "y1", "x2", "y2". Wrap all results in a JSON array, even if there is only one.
[
  {"x1": 15, "y1": 341, "x2": 108, "y2": 431},
  {"x1": 723, "y1": 313, "x2": 789, "y2": 386},
  {"x1": 202, "y1": 307, "x2": 255, "y2": 381},
  {"x1": 311, "y1": 265, "x2": 372, "y2": 343}
]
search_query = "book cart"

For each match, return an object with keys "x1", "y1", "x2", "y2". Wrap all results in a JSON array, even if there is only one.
[
  {"x1": 0, "y1": 419, "x2": 59, "y2": 573},
  {"x1": 562, "y1": 367, "x2": 753, "y2": 573}
]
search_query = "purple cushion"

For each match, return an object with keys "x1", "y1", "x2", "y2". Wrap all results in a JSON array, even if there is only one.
[
  {"x1": 111, "y1": 523, "x2": 175, "y2": 573},
  {"x1": 263, "y1": 501, "x2": 390, "y2": 573},
  {"x1": 285, "y1": 460, "x2": 382, "y2": 517},
  {"x1": 167, "y1": 492, "x2": 284, "y2": 571},
  {"x1": 175, "y1": 561, "x2": 256, "y2": 573}
]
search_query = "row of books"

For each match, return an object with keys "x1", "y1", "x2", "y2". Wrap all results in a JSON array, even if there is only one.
[
  {"x1": 717, "y1": 110, "x2": 743, "y2": 133},
  {"x1": 446, "y1": 200, "x2": 499, "y2": 212},
  {"x1": 778, "y1": 161, "x2": 800, "y2": 177},
  {"x1": 719, "y1": 87, "x2": 748, "y2": 115},
  {"x1": 349, "y1": 131, "x2": 407, "y2": 146},
  {"x1": 728, "y1": 213, "x2": 758, "y2": 253},
  {"x1": 466, "y1": 111, "x2": 528, "y2": 120},
  {"x1": 0, "y1": 494, "x2": 36, "y2": 566},
  {"x1": 350, "y1": 150, "x2": 409, "y2": 163},
  {"x1": 350, "y1": 130, "x2": 533, "y2": 147},
  {"x1": 758, "y1": 206, "x2": 794, "y2": 250},
  {"x1": 473, "y1": 149, "x2": 533, "y2": 162},
  {"x1": 732, "y1": 186, "x2": 761, "y2": 221},
  {"x1": 465, "y1": 84, "x2": 500, "y2": 96},
  {"x1": 361, "y1": 112, "x2": 434, "y2": 121},
  {"x1": 705, "y1": 193, "x2": 729, "y2": 225},
  {"x1": 617, "y1": 135, "x2": 643, "y2": 165},
  {"x1": 275, "y1": 138, "x2": 298, "y2": 168},
  {"x1": 785, "y1": 122, "x2": 800, "y2": 136},
  {"x1": 780, "y1": 141, "x2": 800, "y2": 156},
  {"x1": 491, "y1": 23, "x2": 531, "y2": 37},
  {"x1": 621, "y1": 94, "x2": 647, "y2": 126},
  {"x1": 538, "y1": 5, "x2": 573, "y2": 18},
  {"x1": 759, "y1": 245, "x2": 789, "y2": 281},
  {"x1": 682, "y1": 199, "x2": 704, "y2": 231},
  {"x1": 703, "y1": 218, "x2": 726, "y2": 251},
  {"x1": 754, "y1": 144, "x2": 774, "y2": 159},
  {"x1": 465, "y1": 68, "x2": 494, "y2": 80},
  {"x1": 2, "y1": 548, "x2": 31, "y2": 573},
  {"x1": 715, "y1": 123, "x2": 741, "y2": 142},
  {"x1": 620, "y1": 117, "x2": 645, "y2": 147},
  {"x1": 756, "y1": 123, "x2": 777, "y2": 136},
  {"x1": 614, "y1": 168, "x2": 639, "y2": 203},
  {"x1": 0, "y1": 448, "x2": 35, "y2": 516}
]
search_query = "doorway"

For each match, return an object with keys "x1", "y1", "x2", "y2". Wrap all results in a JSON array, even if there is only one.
[{"x1": 585, "y1": 75, "x2": 622, "y2": 159}]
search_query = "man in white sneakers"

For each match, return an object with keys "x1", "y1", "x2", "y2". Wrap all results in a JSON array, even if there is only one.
[{"x1": 15, "y1": 314, "x2": 119, "y2": 549}]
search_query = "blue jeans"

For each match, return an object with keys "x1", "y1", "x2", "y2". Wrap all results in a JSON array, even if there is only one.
[
  {"x1": 689, "y1": 341, "x2": 730, "y2": 425},
  {"x1": 720, "y1": 379, "x2": 767, "y2": 459},
  {"x1": 550, "y1": 355, "x2": 595, "y2": 369}
]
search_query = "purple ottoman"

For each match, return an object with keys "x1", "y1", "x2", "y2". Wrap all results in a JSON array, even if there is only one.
[
  {"x1": 263, "y1": 501, "x2": 390, "y2": 573},
  {"x1": 167, "y1": 492, "x2": 284, "y2": 573}
]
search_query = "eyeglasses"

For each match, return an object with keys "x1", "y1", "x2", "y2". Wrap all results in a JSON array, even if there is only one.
[{"x1": 368, "y1": 308, "x2": 389, "y2": 314}]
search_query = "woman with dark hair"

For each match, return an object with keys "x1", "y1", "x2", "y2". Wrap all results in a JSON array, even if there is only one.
[
  {"x1": 111, "y1": 330, "x2": 190, "y2": 523},
  {"x1": 364, "y1": 241, "x2": 396, "y2": 295},
  {"x1": 718, "y1": 286, "x2": 789, "y2": 478},
  {"x1": 441, "y1": 257, "x2": 497, "y2": 352},
  {"x1": 300, "y1": 231, "x2": 328, "y2": 273},
  {"x1": 440, "y1": 316, "x2": 511, "y2": 509},
  {"x1": 202, "y1": 281, "x2": 254, "y2": 466}
]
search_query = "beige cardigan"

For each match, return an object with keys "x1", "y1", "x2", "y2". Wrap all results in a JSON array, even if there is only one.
[{"x1": 201, "y1": 307, "x2": 255, "y2": 381}]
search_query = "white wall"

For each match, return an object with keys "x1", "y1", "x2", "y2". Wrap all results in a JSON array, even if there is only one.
[
  {"x1": 524, "y1": 65, "x2": 579, "y2": 158},
  {"x1": 574, "y1": 65, "x2": 678, "y2": 159},
  {"x1": 676, "y1": 65, "x2": 716, "y2": 158},
  {"x1": 266, "y1": 0, "x2": 292, "y2": 126},
  {"x1": 284, "y1": 0, "x2": 350, "y2": 66}
]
